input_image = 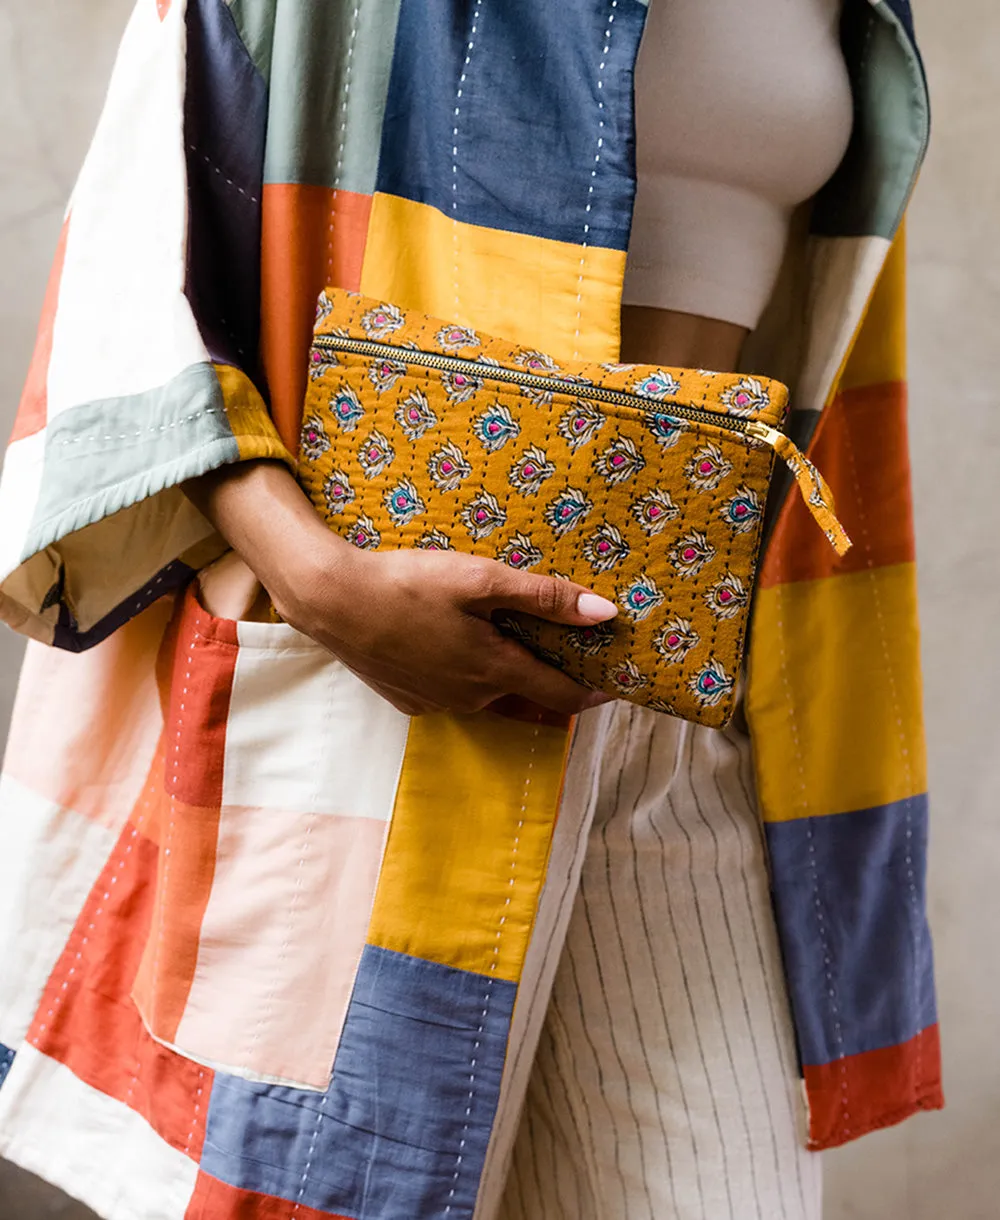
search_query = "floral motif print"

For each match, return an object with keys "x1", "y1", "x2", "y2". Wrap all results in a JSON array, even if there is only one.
[
  {"x1": 474, "y1": 402, "x2": 521, "y2": 452},
  {"x1": 435, "y1": 324, "x2": 479, "y2": 352},
  {"x1": 462, "y1": 490, "x2": 507, "y2": 540},
  {"x1": 685, "y1": 442, "x2": 733, "y2": 491},
  {"x1": 395, "y1": 389, "x2": 438, "y2": 441},
  {"x1": 300, "y1": 413, "x2": 330, "y2": 460},
  {"x1": 441, "y1": 368, "x2": 483, "y2": 403},
  {"x1": 720, "y1": 375, "x2": 769, "y2": 416},
  {"x1": 361, "y1": 302, "x2": 404, "y2": 339},
  {"x1": 689, "y1": 657, "x2": 735, "y2": 707},
  {"x1": 329, "y1": 383, "x2": 364, "y2": 432},
  {"x1": 654, "y1": 617, "x2": 700, "y2": 663},
  {"x1": 428, "y1": 441, "x2": 472, "y2": 492},
  {"x1": 669, "y1": 530, "x2": 716, "y2": 577},
  {"x1": 567, "y1": 620, "x2": 616, "y2": 655},
  {"x1": 720, "y1": 484, "x2": 762, "y2": 533},
  {"x1": 515, "y1": 350, "x2": 559, "y2": 374},
  {"x1": 620, "y1": 572, "x2": 665, "y2": 621},
  {"x1": 557, "y1": 401, "x2": 606, "y2": 449},
  {"x1": 631, "y1": 489, "x2": 680, "y2": 536},
  {"x1": 384, "y1": 478, "x2": 425, "y2": 526},
  {"x1": 314, "y1": 292, "x2": 334, "y2": 325},
  {"x1": 544, "y1": 487, "x2": 593, "y2": 536},
  {"x1": 600, "y1": 361, "x2": 638, "y2": 374},
  {"x1": 632, "y1": 369, "x2": 681, "y2": 400},
  {"x1": 609, "y1": 660, "x2": 648, "y2": 695},
  {"x1": 323, "y1": 470, "x2": 355, "y2": 515},
  {"x1": 498, "y1": 532, "x2": 543, "y2": 570},
  {"x1": 645, "y1": 412, "x2": 685, "y2": 448},
  {"x1": 582, "y1": 523, "x2": 630, "y2": 573},
  {"x1": 309, "y1": 346, "x2": 337, "y2": 380},
  {"x1": 595, "y1": 435, "x2": 646, "y2": 486},
  {"x1": 416, "y1": 529, "x2": 452, "y2": 550},
  {"x1": 705, "y1": 572, "x2": 748, "y2": 620},
  {"x1": 346, "y1": 514, "x2": 381, "y2": 550},
  {"x1": 357, "y1": 429, "x2": 395, "y2": 479},
  {"x1": 508, "y1": 445, "x2": 556, "y2": 496},
  {"x1": 368, "y1": 358, "x2": 407, "y2": 395}
]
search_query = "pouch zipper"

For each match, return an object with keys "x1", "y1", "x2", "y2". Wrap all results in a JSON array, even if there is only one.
[
  {"x1": 314, "y1": 334, "x2": 775, "y2": 442},
  {"x1": 312, "y1": 333, "x2": 851, "y2": 555}
]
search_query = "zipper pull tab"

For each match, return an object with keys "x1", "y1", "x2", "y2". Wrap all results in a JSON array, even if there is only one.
[{"x1": 746, "y1": 421, "x2": 852, "y2": 557}]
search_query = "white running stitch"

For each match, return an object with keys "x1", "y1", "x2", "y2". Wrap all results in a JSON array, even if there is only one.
[
  {"x1": 773, "y1": 582, "x2": 850, "y2": 1133},
  {"x1": 451, "y1": 0, "x2": 485, "y2": 320},
  {"x1": 187, "y1": 144, "x2": 259, "y2": 203},
  {"x1": 573, "y1": 1, "x2": 618, "y2": 360},
  {"x1": 55, "y1": 408, "x2": 222, "y2": 445},
  {"x1": 326, "y1": 6, "x2": 362, "y2": 281},
  {"x1": 444, "y1": 720, "x2": 540, "y2": 1213}
]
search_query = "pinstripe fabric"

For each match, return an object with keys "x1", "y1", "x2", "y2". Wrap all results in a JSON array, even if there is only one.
[{"x1": 482, "y1": 706, "x2": 822, "y2": 1220}]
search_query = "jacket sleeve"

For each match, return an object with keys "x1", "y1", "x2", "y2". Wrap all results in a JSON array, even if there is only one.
[{"x1": 0, "y1": 0, "x2": 292, "y2": 650}]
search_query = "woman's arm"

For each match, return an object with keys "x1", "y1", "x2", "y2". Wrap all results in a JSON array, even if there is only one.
[{"x1": 184, "y1": 461, "x2": 617, "y2": 716}]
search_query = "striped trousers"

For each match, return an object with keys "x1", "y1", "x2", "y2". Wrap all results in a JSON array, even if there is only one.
[{"x1": 480, "y1": 702, "x2": 822, "y2": 1220}]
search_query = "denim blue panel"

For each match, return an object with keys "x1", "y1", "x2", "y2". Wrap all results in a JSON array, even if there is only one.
[
  {"x1": 765, "y1": 794, "x2": 936, "y2": 1068},
  {"x1": 0, "y1": 1044, "x2": 13, "y2": 1090},
  {"x1": 375, "y1": 0, "x2": 648, "y2": 251},
  {"x1": 201, "y1": 946, "x2": 517, "y2": 1219},
  {"x1": 184, "y1": 0, "x2": 267, "y2": 380}
]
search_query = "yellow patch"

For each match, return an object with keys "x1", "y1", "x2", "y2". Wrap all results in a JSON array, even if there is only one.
[
  {"x1": 748, "y1": 562, "x2": 927, "y2": 822},
  {"x1": 214, "y1": 364, "x2": 296, "y2": 469},
  {"x1": 837, "y1": 227, "x2": 907, "y2": 393},
  {"x1": 359, "y1": 192, "x2": 625, "y2": 364},
  {"x1": 366, "y1": 710, "x2": 570, "y2": 981}
]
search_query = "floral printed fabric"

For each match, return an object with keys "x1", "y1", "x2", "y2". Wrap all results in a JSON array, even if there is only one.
[{"x1": 299, "y1": 290, "x2": 789, "y2": 728}]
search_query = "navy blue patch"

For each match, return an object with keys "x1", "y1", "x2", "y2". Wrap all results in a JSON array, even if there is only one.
[
  {"x1": 53, "y1": 561, "x2": 195, "y2": 653},
  {"x1": 765, "y1": 795, "x2": 937, "y2": 1067},
  {"x1": 201, "y1": 946, "x2": 517, "y2": 1218},
  {"x1": 376, "y1": 0, "x2": 647, "y2": 251},
  {"x1": 0, "y1": 1044, "x2": 14, "y2": 1090},
  {"x1": 185, "y1": 0, "x2": 267, "y2": 380}
]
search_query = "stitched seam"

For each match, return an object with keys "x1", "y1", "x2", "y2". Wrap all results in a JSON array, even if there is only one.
[
  {"x1": 186, "y1": 143, "x2": 259, "y2": 203},
  {"x1": 326, "y1": 5, "x2": 361, "y2": 281},
  {"x1": 444, "y1": 720, "x2": 540, "y2": 1213},
  {"x1": 573, "y1": 0, "x2": 618, "y2": 360},
  {"x1": 53, "y1": 407, "x2": 224, "y2": 445},
  {"x1": 451, "y1": 0, "x2": 485, "y2": 319},
  {"x1": 773, "y1": 582, "x2": 850, "y2": 1135},
  {"x1": 841, "y1": 412, "x2": 923, "y2": 1097}
]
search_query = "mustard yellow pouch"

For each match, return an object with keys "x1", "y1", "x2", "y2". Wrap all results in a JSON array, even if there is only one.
[{"x1": 297, "y1": 289, "x2": 848, "y2": 727}]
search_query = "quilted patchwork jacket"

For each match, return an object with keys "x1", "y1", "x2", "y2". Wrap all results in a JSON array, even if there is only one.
[{"x1": 0, "y1": 1, "x2": 940, "y2": 1217}]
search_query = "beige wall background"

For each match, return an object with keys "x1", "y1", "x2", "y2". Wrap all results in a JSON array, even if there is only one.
[{"x1": 0, "y1": 1, "x2": 996, "y2": 1216}]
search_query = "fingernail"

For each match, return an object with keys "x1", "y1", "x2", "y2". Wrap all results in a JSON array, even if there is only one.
[{"x1": 577, "y1": 593, "x2": 618, "y2": 621}]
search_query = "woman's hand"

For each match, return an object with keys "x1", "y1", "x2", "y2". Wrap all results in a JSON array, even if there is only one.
[{"x1": 185, "y1": 461, "x2": 618, "y2": 716}]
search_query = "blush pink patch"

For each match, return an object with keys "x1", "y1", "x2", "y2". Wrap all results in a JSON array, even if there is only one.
[{"x1": 172, "y1": 808, "x2": 389, "y2": 1090}]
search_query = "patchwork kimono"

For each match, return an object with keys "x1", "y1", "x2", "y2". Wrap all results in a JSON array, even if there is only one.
[{"x1": 0, "y1": 1, "x2": 940, "y2": 1217}]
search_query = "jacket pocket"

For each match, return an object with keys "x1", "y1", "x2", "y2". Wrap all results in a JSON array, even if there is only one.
[{"x1": 132, "y1": 575, "x2": 410, "y2": 1090}]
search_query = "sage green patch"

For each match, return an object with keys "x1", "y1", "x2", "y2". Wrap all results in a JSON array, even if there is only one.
[
  {"x1": 238, "y1": 0, "x2": 403, "y2": 195},
  {"x1": 24, "y1": 363, "x2": 239, "y2": 563},
  {"x1": 812, "y1": 1, "x2": 930, "y2": 241}
]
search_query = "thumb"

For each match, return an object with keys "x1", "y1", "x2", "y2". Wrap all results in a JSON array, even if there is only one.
[{"x1": 481, "y1": 567, "x2": 619, "y2": 626}]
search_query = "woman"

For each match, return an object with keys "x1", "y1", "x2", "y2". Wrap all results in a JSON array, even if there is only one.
[{"x1": 0, "y1": 1, "x2": 939, "y2": 1218}]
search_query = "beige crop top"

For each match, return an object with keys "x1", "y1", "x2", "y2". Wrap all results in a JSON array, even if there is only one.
[{"x1": 622, "y1": 0, "x2": 854, "y2": 330}]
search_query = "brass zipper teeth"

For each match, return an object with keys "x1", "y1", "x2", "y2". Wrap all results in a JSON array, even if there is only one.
[{"x1": 312, "y1": 334, "x2": 782, "y2": 444}]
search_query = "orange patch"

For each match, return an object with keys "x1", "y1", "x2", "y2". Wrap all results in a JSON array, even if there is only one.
[
  {"x1": 157, "y1": 0, "x2": 172, "y2": 20},
  {"x1": 131, "y1": 588, "x2": 238, "y2": 1042},
  {"x1": 186, "y1": 1175, "x2": 352, "y2": 1220},
  {"x1": 261, "y1": 184, "x2": 372, "y2": 450},
  {"x1": 28, "y1": 820, "x2": 212, "y2": 1161},
  {"x1": 804, "y1": 1024, "x2": 944, "y2": 1150},
  {"x1": 759, "y1": 380, "x2": 915, "y2": 589},
  {"x1": 10, "y1": 214, "x2": 70, "y2": 444}
]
